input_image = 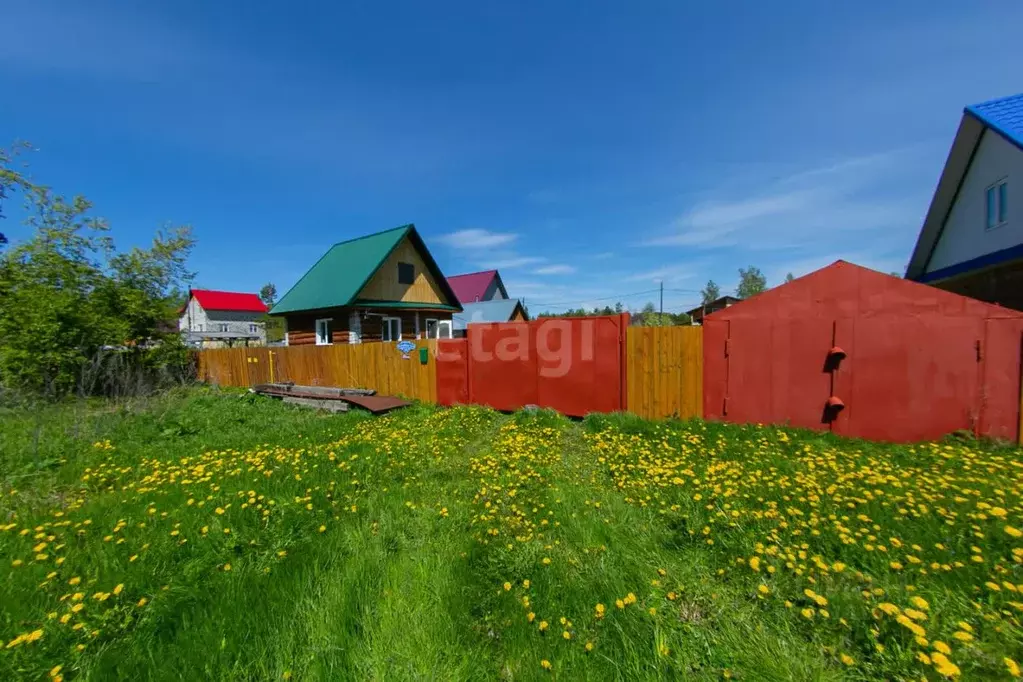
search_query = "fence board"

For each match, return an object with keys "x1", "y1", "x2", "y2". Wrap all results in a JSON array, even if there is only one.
[
  {"x1": 626, "y1": 326, "x2": 703, "y2": 420},
  {"x1": 198, "y1": 341, "x2": 438, "y2": 402}
]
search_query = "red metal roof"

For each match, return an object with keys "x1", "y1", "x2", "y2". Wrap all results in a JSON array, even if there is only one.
[
  {"x1": 447, "y1": 270, "x2": 498, "y2": 303},
  {"x1": 190, "y1": 289, "x2": 268, "y2": 313}
]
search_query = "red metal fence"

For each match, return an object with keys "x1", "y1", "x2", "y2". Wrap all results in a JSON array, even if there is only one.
[{"x1": 436, "y1": 314, "x2": 628, "y2": 417}]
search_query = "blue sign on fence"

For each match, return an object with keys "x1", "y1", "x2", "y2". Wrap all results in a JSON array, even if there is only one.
[{"x1": 396, "y1": 340, "x2": 416, "y2": 359}]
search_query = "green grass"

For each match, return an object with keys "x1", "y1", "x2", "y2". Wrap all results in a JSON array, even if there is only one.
[{"x1": 1, "y1": 388, "x2": 1022, "y2": 680}]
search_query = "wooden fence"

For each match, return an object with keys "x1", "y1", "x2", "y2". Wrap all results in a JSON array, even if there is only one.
[
  {"x1": 197, "y1": 327, "x2": 703, "y2": 420},
  {"x1": 625, "y1": 326, "x2": 703, "y2": 420},
  {"x1": 197, "y1": 340, "x2": 438, "y2": 403}
]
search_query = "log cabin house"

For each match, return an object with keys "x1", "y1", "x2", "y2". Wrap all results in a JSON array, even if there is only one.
[{"x1": 269, "y1": 224, "x2": 463, "y2": 345}]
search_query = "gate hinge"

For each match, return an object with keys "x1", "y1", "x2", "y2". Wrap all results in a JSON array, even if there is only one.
[
  {"x1": 976, "y1": 339, "x2": 983, "y2": 362},
  {"x1": 723, "y1": 396, "x2": 729, "y2": 415},
  {"x1": 724, "y1": 339, "x2": 731, "y2": 357}
]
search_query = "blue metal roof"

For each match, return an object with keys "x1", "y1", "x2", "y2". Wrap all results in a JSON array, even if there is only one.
[
  {"x1": 452, "y1": 299, "x2": 524, "y2": 330},
  {"x1": 966, "y1": 92, "x2": 1023, "y2": 149}
]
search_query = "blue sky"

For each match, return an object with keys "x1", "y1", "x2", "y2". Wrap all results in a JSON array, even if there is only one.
[{"x1": 2, "y1": 0, "x2": 1022, "y2": 313}]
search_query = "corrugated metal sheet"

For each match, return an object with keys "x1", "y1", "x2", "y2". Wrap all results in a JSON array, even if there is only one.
[
  {"x1": 447, "y1": 270, "x2": 498, "y2": 303},
  {"x1": 191, "y1": 289, "x2": 267, "y2": 313}
]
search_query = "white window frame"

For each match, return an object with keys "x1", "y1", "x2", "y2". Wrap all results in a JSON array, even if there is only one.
[
  {"x1": 382, "y1": 316, "x2": 402, "y2": 342},
  {"x1": 218, "y1": 323, "x2": 229, "y2": 333},
  {"x1": 437, "y1": 320, "x2": 453, "y2": 339},
  {"x1": 424, "y1": 318, "x2": 438, "y2": 339},
  {"x1": 986, "y1": 178, "x2": 1009, "y2": 230},
  {"x1": 249, "y1": 323, "x2": 259, "y2": 334},
  {"x1": 315, "y1": 318, "x2": 333, "y2": 346}
]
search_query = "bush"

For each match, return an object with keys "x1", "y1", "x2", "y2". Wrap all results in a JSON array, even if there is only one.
[{"x1": 0, "y1": 144, "x2": 196, "y2": 398}]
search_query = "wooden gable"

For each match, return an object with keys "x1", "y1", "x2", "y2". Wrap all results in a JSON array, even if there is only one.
[{"x1": 357, "y1": 235, "x2": 448, "y2": 304}]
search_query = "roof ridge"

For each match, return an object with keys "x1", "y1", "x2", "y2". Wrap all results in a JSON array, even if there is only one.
[
  {"x1": 328, "y1": 223, "x2": 412, "y2": 249},
  {"x1": 448, "y1": 269, "x2": 497, "y2": 278}
]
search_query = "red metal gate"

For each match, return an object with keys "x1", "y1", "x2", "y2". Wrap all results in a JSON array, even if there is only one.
[
  {"x1": 465, "y1": 315, "x2": 627, "y2": 417},
  {"x1": 713, "y1": 318, "x2": 836, "y2": 431},
  {"x1": 832, "y1": 316, "x2": 983, "y2": 442}
]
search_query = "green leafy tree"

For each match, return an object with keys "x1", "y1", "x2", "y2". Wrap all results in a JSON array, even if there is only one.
[
  {"x1": 700, "y1": 280, "x2": 721, "y2": 304},
  {"x1": 736, "y1": 266, "x2": 767, "y2": 299},
  {"x1": 0, "y1": 148, "x2": 195, "y2": 397},
  {"x1": 259, "y1": 282, "x2": 277, "y2": 308},
  {"x1": 785, "y1": 272, "x2": 795, "y2": 283}
]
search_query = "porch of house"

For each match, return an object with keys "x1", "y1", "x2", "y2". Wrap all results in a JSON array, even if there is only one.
[
  {"x1": 282, "y1": 305, "x2": 456, "y2": 346},
  {"x1": 929, "y1": 258, "x2": 1023, "y2": 312}
]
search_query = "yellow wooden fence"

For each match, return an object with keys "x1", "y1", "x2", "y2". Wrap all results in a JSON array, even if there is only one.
[
  {"x1": 625, "y1": 326, "x2": 703, "y2": 420},
  {"x1": 197, "y1": 327, "x2": 704, "y2": 418},
  {"x1": 197, "y1": 341, "x2": 438, "y2": 403}
]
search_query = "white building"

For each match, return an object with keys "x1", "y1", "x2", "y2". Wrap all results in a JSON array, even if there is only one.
[
  {"x1": 906, "y1": 92, "x2": 1022, "y2": 309},
  {"x1": 179, "y1": 289, "x2": 268, "y2": 348}
]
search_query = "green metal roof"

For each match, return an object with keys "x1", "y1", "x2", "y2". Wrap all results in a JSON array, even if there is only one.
[{"x1": 269, "y1": 224, "x2": 462, "y2": 315}]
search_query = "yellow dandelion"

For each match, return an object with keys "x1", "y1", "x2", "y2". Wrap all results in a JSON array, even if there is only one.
[
  {"x1": 931, "y1": 652, "x2": 960, "y2": 678},
  {"x1": 1005, "y1": 658, "x2": 1021, "y2": 677}
]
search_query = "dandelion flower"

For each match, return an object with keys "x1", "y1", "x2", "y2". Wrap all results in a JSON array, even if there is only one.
[
  {"x1": 839, "y1": 653, "x2": 854, "y2": 666},
  {"x1": 931, "y1": 652, "x2": 961, "y2": 678},
  {"x1": 541, "y1": 660, "x2": 552, "y2": 671},
  {"x1": 1005, "y1": 658, "x2": 1021, "y2": 677}
]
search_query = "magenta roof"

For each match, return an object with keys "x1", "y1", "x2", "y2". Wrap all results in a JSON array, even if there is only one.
[{"x1": 446, "y1": 270, "x2": 500, "y2": 303}]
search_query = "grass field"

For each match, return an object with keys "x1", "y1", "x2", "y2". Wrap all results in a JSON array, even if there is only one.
[{"x1": 2, "y1": 388, "x2": 1023, "y2": 680}]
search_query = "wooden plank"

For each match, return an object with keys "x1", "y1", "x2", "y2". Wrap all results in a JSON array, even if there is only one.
[{"x1": 624, "y1": 326, "x2": 703, "y2": 420}]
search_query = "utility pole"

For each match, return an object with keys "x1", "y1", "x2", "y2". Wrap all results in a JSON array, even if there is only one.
[{"x1": 659, "y1": 281, "x2": 664, "y2": 317}]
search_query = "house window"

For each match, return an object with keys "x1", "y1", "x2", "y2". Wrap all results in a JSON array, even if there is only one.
[
  {"x1": 425, "y1": 318, "x2": 452, "y2": 339},
  {"x1": 315, "y1": 318, "x2": 333, "y2": 345},
  {"x1": 249, "y1": 324, "x2": 258, "y2": 334},
  {"x1": 218, "y1": 323, "x2": 229, "y2": 333},
  {"x1": 987, "y1": 179, "x2": 1008, "y2": 229},
  {"x1": 382, "y1": 316, "x2": 402, "y2": 341},
  {"x1": 397, "y1": 262, "x2": 415, "y2": 285}
]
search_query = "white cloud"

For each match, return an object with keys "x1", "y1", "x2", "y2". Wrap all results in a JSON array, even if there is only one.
[
  {"x1": 641, "y1": 148, "x2": 929, "y2": 252},
  {"x1": 481, "y1": 256, "x2": 545, "y2": 269},
  {"x1": 624, "y1": 264, "x2": 700, "y2": 285},
  {"x1": 438, "y1": 229, "x2": 518, "y2": 250},
  {"x1": 533, "y1": 264, "x2": 576, "y2": 275}
]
